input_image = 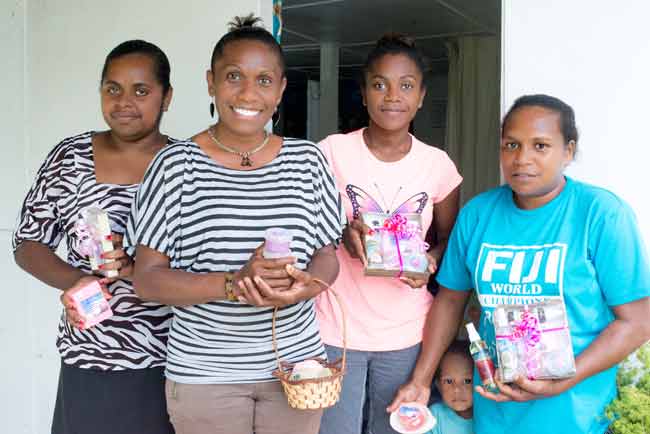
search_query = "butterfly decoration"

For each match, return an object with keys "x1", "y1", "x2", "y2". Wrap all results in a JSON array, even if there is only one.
[{"x1": 346, "y1": 184, "x2": 428, "y2": 219}]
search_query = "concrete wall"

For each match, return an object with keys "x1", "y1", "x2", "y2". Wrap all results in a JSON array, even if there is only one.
[
  {"x1": 502, "y1": 0, "x2": 650, "y2": 245},
  {"x1": 1, "y1": 1, "x2": 270, "y2": 432}
]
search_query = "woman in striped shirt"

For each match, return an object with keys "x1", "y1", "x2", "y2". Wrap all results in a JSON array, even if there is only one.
[
  {"x1": 126, "y1": 15, "x2": 345, "y2": 434},
  {"x1": 13, "y1": 41, "x2": 175, "y2": 434}
]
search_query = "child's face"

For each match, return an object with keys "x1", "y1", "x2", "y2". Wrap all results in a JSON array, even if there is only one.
[{"x1": 436, "y1": 352, "x2": 474, "y2": 417}]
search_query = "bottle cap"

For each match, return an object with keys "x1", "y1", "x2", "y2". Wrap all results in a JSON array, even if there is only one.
[{"x1": 465, "y1": 322, "x2": 481, "y2": 342}]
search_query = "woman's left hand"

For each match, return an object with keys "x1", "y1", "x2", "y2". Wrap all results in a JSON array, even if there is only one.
[
  {"x1": 237, "y1": 264, "x2": 322, "y2": 308},
  {"x1": 98, "y1": 233, "x2": 134, "y2": 282},
  {"x1": 399, "y1": 252, "x2": 437, "y2": 288},
  {"x1": 476, "y1": 375, "x2": 574, "y2": 402}
]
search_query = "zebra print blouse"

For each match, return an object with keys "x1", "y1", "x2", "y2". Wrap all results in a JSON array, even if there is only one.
[{"x1": 13, "y1": 132, "x2": 172, "y2": 370}]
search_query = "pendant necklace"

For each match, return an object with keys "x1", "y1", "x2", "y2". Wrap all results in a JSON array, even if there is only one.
[{"x1": 207, "y1": 126, "x2": 270, "y2": 167}]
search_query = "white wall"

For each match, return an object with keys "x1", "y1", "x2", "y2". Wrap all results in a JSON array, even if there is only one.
[
  {"x1": 1, "y1": 1, "x2": 270, "y2": 432},
  {"x1": 502, "y1": 0, "x2": 650, "y2": 245}
]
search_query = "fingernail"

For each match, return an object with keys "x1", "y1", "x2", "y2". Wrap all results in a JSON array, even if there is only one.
[
  {"x1": 98, "y1": 264, "x2": 104, "y2": 269},
  {"x1": 105, "y1": 235, "x2": 113, "y2": 241},
  {"x1": 100, "y1": 253, "x2": 105, "y2": 259}
]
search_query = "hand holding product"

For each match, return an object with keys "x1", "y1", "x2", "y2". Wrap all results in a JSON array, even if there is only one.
[
  {"x1": 75, "y1": 207, "x2": 118, "y2": 278},
  {"x1": 65, "y1": 279, "x2": 113, "y2": 329}
]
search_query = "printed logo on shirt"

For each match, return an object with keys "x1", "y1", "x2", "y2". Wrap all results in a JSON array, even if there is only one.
[
  {"x1": 473, "y1": 243, "x2": 567, "y2": 308},
  {"x1": 345, "y1": 184, "x2": 428, "y2": 218}
]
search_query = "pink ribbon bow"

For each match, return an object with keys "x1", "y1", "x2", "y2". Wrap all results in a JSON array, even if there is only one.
[
  {"x1": 512, "y1": 308, "x2": 542, "y2": 379},
  {"x1": 511, "y1": 308, "x2": 542, "y2": 347},
  {"x1": 380, "y1": 214, "x2": 429, "y2": 278}
]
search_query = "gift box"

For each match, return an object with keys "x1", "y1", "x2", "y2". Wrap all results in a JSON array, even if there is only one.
[
  {"x1": 75, "y1": 207, "x2": 118, "y2": 278},
  {"x1": 68, "y1": 280, "x2": 113, "y2": 329},
  {"x1": 493, "y1": 300, "x2": 576, "y2": 382},
  {"x1": 362, "y1": 212, "x2": 430, "y2": 280}
]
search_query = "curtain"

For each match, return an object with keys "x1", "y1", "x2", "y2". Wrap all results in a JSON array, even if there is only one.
[{"x1": 445, "y1": 36, "x2": 501, "y2": 204}]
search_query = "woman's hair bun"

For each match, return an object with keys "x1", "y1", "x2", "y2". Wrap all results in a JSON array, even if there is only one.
[
  {"x1": 376, "y1": 33, "x2": 416, "y2": 49},
  {"x1": 228, "y1": 13, "x2": 263, "y2": 32}
]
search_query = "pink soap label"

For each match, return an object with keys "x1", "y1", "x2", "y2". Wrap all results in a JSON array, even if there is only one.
[
  {"x1": 69, "y1": 281, "x2": 113, "y2": 329},
  {"x1": 263, "y1": 228, "x2": 292, "y2": 257}
]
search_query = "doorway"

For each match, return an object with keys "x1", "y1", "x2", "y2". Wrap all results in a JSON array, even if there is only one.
[{"x1": 277, "y1": 0, "x2": 501, "y2": 202}]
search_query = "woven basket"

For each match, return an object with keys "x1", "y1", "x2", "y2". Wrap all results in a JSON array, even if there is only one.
[{"x1": 272, "y1": 281, "x2": 346, "y2": 410}]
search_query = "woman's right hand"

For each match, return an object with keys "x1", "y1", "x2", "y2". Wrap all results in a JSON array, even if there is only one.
[
  {"x1": 96, "y1": 233, "x2": 134, "y2": 282},
  {"x1": 60, "y1": 275, "x2": 112, "y2": 329},
  {"x1": 342, "y1": 218, "x2": 369, "y2": 265},
  {"x1": 234, "y1": 244, "x2": 296, "y2": 292}
]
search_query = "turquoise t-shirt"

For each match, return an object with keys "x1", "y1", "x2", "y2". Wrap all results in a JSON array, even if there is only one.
[
  {"x1": 427, "y1": 402, "x2": 473, "y2": 434},
  {"x1": 437, "y1": 177, "x2": 650, "y2": 434}
]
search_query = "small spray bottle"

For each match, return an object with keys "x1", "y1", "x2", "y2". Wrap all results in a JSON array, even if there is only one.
[{"x1": 466, "y1": 322, "x2": 499, "y2": 393}]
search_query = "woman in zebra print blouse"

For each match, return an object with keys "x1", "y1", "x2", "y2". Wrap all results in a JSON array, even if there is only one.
[{"x1": 13, "y1": 40, "x2": 175, "y2": 434}]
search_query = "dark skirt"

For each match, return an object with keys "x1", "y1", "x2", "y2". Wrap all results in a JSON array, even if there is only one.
[{"x1": 52, "y1": 361, "x2": 174, "y2": 434}]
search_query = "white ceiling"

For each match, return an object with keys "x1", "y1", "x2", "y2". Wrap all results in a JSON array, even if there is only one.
[{"x1": 281, "y1": 0, "x2": 500, "y2": 76}]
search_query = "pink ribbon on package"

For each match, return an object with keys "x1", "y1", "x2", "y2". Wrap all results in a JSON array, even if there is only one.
[
  {"x1": 511, "y1": 309, "x2": 541, "y2": 346},
  {"x1": 516, "y1": 309, "x2": 543, "y2": 379},
  {"x1": 380, "y1": 214, "x2": 429, "y2": 278}
]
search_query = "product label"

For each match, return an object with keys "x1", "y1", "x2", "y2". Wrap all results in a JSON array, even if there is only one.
[
  {"x1": 475, "y1": 357, "x2": 496, "y2": 384},
  {"x1": 80, "y1": 292, "x2": 107, "y2": 317}
]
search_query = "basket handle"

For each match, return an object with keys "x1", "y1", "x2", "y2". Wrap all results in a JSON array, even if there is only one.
[{"x1": 272, "y1": 278, "x2": 347, "y2": 372}]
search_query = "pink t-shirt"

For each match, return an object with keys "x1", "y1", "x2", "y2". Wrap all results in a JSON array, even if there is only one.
[{"x1": 316, "y1": 129, "x2": 462, "y2": 351}]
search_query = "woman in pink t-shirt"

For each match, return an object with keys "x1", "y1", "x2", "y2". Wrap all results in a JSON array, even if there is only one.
[{"x1": 316, "y1": 34, "x2": 462, "y2": 434}]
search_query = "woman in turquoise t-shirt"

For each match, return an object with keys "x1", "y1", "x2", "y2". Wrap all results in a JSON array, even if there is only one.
[{"x1": 389, "y1": 94, "x2": 650, "y2": 434}]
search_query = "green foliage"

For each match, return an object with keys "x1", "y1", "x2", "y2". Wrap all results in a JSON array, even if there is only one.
[
  {"x1": 606, "y1": 387, "x2": 650, "y2": 434},
  {"x1": 638, "y1": 344, "x2": 650, "y2": 368},
  {"x1": 607, "y1": 342, "x2": 650, "y2": 434},
  {"x1": 617, "y1": 366, "x2": 639, "y2": 389},
  {"x1": 637, "y1": 374, "x2": 650, "y2": 396}
]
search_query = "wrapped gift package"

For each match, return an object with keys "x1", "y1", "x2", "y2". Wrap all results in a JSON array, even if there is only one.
[
  {"x1": 362, "y1": 212, "x2": 430, "y2": 280},
  {"x1": 75, "y1": 206, "x2": 118, "y2": 278},
  {"x1": 493, "y1": 300, "x2": 576, "y2": 382}
]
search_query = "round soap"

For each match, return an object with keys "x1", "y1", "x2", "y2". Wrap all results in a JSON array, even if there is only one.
[{"x1": 389, "y1": 403, "x2": 436, "y2": 434}]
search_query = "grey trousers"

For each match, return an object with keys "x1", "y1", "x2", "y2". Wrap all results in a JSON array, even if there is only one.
[{"x1": 319, "y1": 343, "x2": 421, "y2": 434}]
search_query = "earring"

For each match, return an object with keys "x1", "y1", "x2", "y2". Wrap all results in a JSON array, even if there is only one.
[
  {"x1": 273, "y1": 109, "x2": 281, "y2": 129},
  {"x1": 209, "y1": 102, "x2": 215, "y2": 118}
]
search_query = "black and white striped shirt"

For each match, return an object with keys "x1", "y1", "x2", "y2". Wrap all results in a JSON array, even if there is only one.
[
  {"x1": 125, "y1": 138, "x2": 345, "y2": 384},
  {"x1": 13, "y1": 132, "x2": 173, "y2": 370}
]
